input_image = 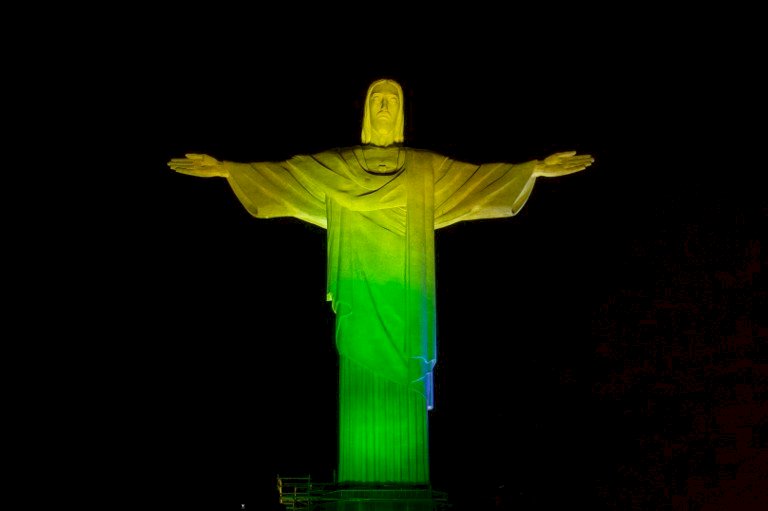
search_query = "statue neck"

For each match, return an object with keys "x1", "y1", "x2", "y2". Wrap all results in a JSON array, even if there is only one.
[{"x1": 369, "y1": 130, "x2": 396, "y2": 147}]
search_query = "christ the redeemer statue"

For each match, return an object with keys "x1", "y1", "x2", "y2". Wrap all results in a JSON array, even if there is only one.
[{"x1": 168, "y1": 78, "x2": 593, "y2": 487}]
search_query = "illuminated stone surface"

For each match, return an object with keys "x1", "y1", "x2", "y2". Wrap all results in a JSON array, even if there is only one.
[{"x1": 168, "y1": 78, "x2": 593, "y2": 487}]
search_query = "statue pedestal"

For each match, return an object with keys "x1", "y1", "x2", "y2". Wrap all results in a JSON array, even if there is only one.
[
  {"x1": 320, "y1": 487, "x2": 447, "y2": 511},
  {"x1": 278, "y1": 481, "x2": 449, "y2": 511}
]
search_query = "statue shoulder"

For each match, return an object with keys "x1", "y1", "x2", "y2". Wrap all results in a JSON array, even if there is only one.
[{"x1": 404, "y1": 147, "x2": 447, "y2": 165}]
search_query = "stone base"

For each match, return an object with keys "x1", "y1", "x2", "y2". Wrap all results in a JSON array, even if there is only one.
[{"x1": 305, "y1": 485, "x2": 449, "y2": 511}]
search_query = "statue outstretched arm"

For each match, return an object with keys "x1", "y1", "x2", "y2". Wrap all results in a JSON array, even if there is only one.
[
  {"x1": 167, "y1": 153, "x2": 229, "y2": 178},
  {"x1": 533, "y1": 151, "x2": 594, "y2": 178}
]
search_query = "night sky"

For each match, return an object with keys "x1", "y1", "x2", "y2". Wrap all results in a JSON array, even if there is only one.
[{"x1": 67, "y1": 16, "x2": 765, "y2": 511}]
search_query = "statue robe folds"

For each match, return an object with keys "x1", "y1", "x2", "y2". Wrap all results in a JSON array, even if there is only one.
[{"x1": 225, "y1": 146, "x2": 537, "y2": 484}]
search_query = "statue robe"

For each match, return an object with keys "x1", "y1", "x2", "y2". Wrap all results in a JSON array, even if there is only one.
[{"x1": 224, "y1": 146, "x2": 537, "y2": 484}]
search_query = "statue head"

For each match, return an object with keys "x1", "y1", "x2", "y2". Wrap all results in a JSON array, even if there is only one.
[{"x1": 361, "y1": 78, "x2": 404, "y2": 147}]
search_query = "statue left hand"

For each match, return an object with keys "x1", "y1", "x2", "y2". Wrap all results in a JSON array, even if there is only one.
[
  {"x1": 167, "y1": 153, "x2": 228, "y2": 178},
  {"x1": 534, "y1": 151, "x2": 594, "y2": 177}
]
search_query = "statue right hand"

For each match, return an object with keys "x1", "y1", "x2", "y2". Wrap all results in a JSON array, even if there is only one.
[
  {"x1": 533, "y1": 151, "x2": 594, "y2": 178},
  {"x1": 167, "y1": 153, "x2": 228, "y2": 178}
]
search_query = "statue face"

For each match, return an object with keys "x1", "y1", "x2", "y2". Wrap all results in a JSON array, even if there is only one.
[{"x1": 369, "y1": 82, "x2": 400, "y2": 134}]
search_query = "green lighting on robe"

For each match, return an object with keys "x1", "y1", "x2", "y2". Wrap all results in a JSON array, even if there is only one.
[{"x1": 168, "y1": 78, "x2": 594, "y2": 486}]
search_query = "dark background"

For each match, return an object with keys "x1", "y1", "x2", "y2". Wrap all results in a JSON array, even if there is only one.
[{"x1": 38, "y1": 9, "x2": 764, "y2": 511}]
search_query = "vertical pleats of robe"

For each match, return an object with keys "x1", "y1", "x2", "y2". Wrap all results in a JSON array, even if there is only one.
[{"x1": 338, "y1": 356, "x2": 429, "y2": 484}]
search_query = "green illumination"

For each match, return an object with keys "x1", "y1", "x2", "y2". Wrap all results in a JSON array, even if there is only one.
[{"x1": 168, "y1": 79, "x2": 594, "y2": 486}]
